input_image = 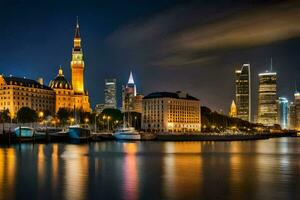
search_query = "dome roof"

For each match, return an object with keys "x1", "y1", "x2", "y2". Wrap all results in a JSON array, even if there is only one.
[{"x1": 49, "y1": 67, "x2": 72, "y2": 90}]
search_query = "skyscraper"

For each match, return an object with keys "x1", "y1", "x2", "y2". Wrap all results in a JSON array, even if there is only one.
[
  {"x1": 294, "y1": 92, "x2": 300, "y2": 130},
  {"x1": 104, "y1": 79, "x2": 117, "y2": 109},
  {"x1": 235, "y1": 64, "x2": 251, "y2": 121},
  {"x1": 257, "y1": 71, "x2": 278, "y2": 126},
  {"x1": 289, "y1": 101, "x2": 296, "y2": 130},
  {"x1": 278, "y1": 97, "x2": 289, "y2": 129},
  {"x1": 122, "y1": 71, "x2": 142, "y2": 113}
]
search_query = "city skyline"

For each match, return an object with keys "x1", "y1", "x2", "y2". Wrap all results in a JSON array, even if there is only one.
[{"x1": 0, "y1": 0, "x2": 300, "y2": 115}]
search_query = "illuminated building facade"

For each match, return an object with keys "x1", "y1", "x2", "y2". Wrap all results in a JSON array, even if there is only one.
[
  {"x1": 257, "y1": 71, "x2": 278, "y2": 126},
  {"x1": 49, "y1": 20, "x2": 90, "y2": 112},
  {"x1": 0, "y1": 75, "x2": 55, "y2": 118},
  {"x1": 122, "y1": 71, "x2": 142, "y2": 113},
  {"x1": 277, "y1": 97, "x2": 289, "y2": 129},
  {"x1": 229, "y1": 100, "x2": 237, "y2": 118},
  {"x1": 235, "y1": 64, "x2": 251, "y2": 121},
  {"x1": 142, "y1": 91, "x2": 201, "y2": 133},
  {"x1": 289, "y1": 101, "x2": 296, "y2": 130},
  {"x1": 293, "y1": 92, "x2": 300, "y2": 130},
  {"x1": 288, "y1": 102, "x2": 296, "y2": 130},
  {"x1": 104, "y1": 79, "x2": 117, "y2": 109}
]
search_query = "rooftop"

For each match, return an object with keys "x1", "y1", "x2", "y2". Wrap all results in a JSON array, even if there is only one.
[
  {"x1": 2, "y1": 75, "x2": 52, "y2": 90},
  {"x1": 143, "y1": 91, "x2": 199, "y2": 101}
]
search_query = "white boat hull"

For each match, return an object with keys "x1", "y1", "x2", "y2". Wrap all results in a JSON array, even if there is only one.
[{"x1": 113, "y1": 133, "x2": 141, "y2": 140}]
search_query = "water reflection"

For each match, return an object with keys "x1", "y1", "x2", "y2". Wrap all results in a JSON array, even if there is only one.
[
  {"x1": 0, "y1": 148, "x2": 16, "y2": 200},
  {"x1": 0, "y1": 138, "x2": 299, "y2": 200},
  {"x1": 51, "y1": 144, "x2": 59, "y2": 191},
  {"x1": 122, "y1": 143, "x2": 139, "y2": 200},
  {"x1": 63, "y1": 145, "x2": 88, "y2": 200},
  {"x1": 163, "y1": 142, "x2": 202, "y2": 199}
]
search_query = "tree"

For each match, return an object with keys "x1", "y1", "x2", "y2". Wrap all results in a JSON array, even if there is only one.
[
  {"x1": 56, "y1": 108, "x2": 72, "y2": 125},
  {"x1": 99, "y1": 108, "x2": 123, "y2": 130},
  {"x1": 17, "y1": 107, "x2": 38, "y2": 123},
  {"x1": 0, "y1": 109, "x2": 11, "y2": 123}
]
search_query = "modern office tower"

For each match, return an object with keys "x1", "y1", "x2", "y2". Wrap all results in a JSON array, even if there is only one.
[
  {"x1": 0, "y1": 75, "x2": 55, "y2": 118},
  {"x1": 235, "y1": 63, "x2": 251, "y2": 121},
  {"x1": 289, "y1": 102, "x2": 296, "y2": 130},
  {"x1": 104, "y1": 79, "x2": 117, "y2": 109},
  {"x1": 294, "y1": 92, "x2": 300, "y2": 131},
  {"x1": 278, "y1": 97, "x2": 289, "y2": 129},
  {"x1": 229, "y1": 100, "x2": 237, "y2": 118},
  {"x1": 122, "y1": 71, "x2": 142, "y2": 113},
  {"x1": 142, "y1": 91, "x2": 201, "y2": 133},
  {"x1": 257, "y1": 71, "x2": 278, "y2": 126},
  {"x1": 49, "y1": 19, "x2": 90, "y2": 112}
]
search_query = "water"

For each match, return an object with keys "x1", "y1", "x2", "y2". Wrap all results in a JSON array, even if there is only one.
[{"x1": 0, "y1": 138, "x2": 300, "y2": 200}]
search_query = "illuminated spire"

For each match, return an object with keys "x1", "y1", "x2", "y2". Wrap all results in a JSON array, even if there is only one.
[
  {"x1": 128, "y1": 70, "x2": 135, "y2": 84},
  {"x1": 229, "y1": 100, "x2": 237, "y2": 118},
  {"x1": 74, "y1": 16, "x2": 80, "y2": 39}
]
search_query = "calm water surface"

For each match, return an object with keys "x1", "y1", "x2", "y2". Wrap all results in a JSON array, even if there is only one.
[{"x1": 1, "y1": 138, "x2": 300, "y2": 200}]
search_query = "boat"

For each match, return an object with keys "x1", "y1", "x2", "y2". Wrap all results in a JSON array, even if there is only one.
[
  {"x1": 112, "y1": 96, "x2": 141, "y2": 140},
  {"x1": 113, "y1": 127, "x2": 141, "y2": 140},
  {"x1": 14, "y1": 126, "x2": 34, "y2": 138},
  {"x1": 67, "y1": 124, "x2": 91, "y2": 140},
  {"x1": 35, "y1": 127, "x2": 63, "y2": 134}
]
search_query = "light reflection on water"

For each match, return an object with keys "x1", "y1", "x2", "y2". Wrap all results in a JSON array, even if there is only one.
[{"x1": 0, "y1": 138, "x2": 300, "y2": 200}]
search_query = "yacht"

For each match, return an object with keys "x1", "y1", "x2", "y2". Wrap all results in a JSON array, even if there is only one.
[
  {"x1": 14, "y1": 126, "x2": 34, "y2": 138},
  {"x1": 68, "y1": 124, "x2": 91, "y2": 140},
  {"x1": 113, "y1": 126, "x2": 141, "y2": 140}
]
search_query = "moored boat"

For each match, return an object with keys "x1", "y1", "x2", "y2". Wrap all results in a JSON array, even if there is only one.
[
  {"x1": 68, "y1": 124, "x2": 91, "y2": 140},
  {"x1": 14, "y1": 127, "x2": 34, "y2": 138},
  {"x1": 113, "y1": 127, "x2": 141, "y2": 140}
]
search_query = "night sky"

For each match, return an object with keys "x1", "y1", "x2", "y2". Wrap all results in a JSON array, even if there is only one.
[{"x1": 1, "y1": 0, "x2": 300, "y2": 117}]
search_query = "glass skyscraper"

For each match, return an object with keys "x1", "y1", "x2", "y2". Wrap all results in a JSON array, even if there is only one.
[
  {"x1": 235, "y1": 64, "x2": 251, "y2": 121},
  {"x1": 278, "y1": 97, "x2": 289, "y2": 129},
  {"x1": 257, "y1": 71, "x2": 278, "y2": 126},
  {"x1": 104, "y1": 79, "x2": 117, "y2": 109}
]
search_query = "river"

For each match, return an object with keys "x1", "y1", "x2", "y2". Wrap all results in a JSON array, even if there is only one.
[{"x1": 0, "y1": 137, "x2": 300, "y2": 200}]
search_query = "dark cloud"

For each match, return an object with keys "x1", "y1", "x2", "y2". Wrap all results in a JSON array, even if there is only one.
[{"x1": 106, "y1": 1, "x2": 300, "y2": 68}]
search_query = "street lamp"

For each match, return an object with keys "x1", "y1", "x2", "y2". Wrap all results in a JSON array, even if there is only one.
[
  {"x1": 94, "y1": 114, "x2": 99, "y2": 132},
  {"x1": 107, "y1": 116, "x2": 111, "y2": 132},
  {"x1": 134, "y1": 116, "x2": 137, "y2": 128},
  {"x1": 38, "y1": 111, "x2": 44, "y2": 118},
  {"x1": 84, "y1": 118, "x2": 89, "y2": 124},
  {"x1": 70, "y1": 117, "x2": 75, "y2": 125}
]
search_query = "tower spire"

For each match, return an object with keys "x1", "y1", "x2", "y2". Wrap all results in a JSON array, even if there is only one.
[
  {"x1": 128, "y1": 70, "x2": 135, "y2": 84},
  {"x1": 75, "y1": 17, "x2": 80, "y2": 38},
  {"x1": 270, "y1": 57, "x2": 273, "y2": 72}
]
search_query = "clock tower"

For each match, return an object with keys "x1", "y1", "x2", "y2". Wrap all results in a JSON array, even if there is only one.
[{"x1": 71, "y1": 18, "x2": 85, "y2": 94}]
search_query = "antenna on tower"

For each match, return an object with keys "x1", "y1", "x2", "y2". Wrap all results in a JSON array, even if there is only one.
[
  {"x1": 270, "y1": 57, "x2": 273, "y2": 72},
  {"x1": 295, "y1": 80, "x2": 298, "y2": 93}
]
